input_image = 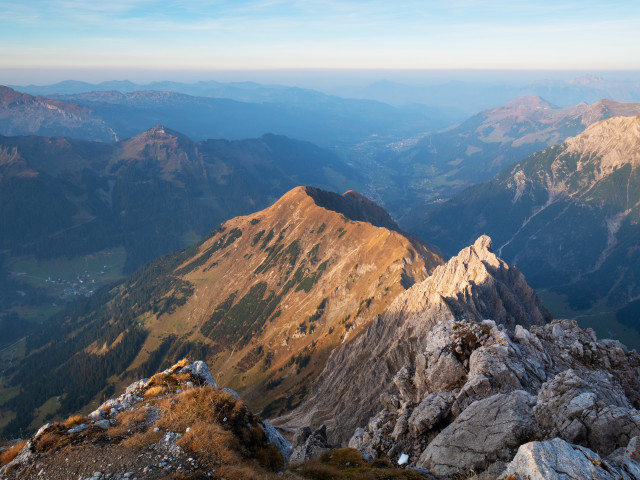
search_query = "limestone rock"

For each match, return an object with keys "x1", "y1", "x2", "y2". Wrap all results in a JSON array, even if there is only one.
[
  {"x1": 289, "y1": 425, "x2": 330, "y2": 465},
  {"x1": 338, "y1": 316, "x2": 640, "y2": 475},
  {"x1": 261, "y1": 421, "x2": 292, "y2": 464},
  {"x1": 500, "y1": 438, "x2": 629, "y2": 480},
  {"x1": 534, "y1": 369, "x2": 640, "y2": 455},
  {"x1": 179, "y1": 360, "x2": 216, "y2": 387},
  {"x1": 125, "y1": 378, "x2": 150, "y2": 394},
  {"x1": 407, "y1": 392, "x2": 455, "y2": 437},
  {"x1": 418, "y1": 391, "x2": 538, "y2": 477},
  {"x1": 606, "y1": 435, "x2": 640, "y2": 479}
]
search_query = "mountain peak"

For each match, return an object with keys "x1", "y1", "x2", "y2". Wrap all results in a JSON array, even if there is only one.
[
  {"x1": 502, "y1": 95, "x2": 556, "y2": 110},
  {"x1": 387, "y1": 234, "x2": 548, "y2": 329},
  {"x1": 133, "y1": 124, "x2": 189, "y2": 141},
  {"x1": 473, "y1": 234, "x2": 492, "y2": 252},
  {"x1": 118, "y1": 125, "x2": 196, "y2": 163},
  {"x1": 565, "y1": 115, "x2": 640, "y2": 170},
  {"x1": 302, "y1": 186, "x2": 400, "y2": 231},
  {"x1": 0, "y1": 85, "x2": 34, "y2": 107}
]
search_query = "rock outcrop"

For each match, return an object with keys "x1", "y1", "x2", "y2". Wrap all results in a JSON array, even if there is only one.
[
  {"x1": 289, "y1": 424, "x2": 330, "y2": 465},
  {"x1": 0, "y1": 360, "x2": 292, "y2": 478},
  {"x1": 500, "y1": 437, "x2": 640, "y2": 480},
  {"x1": 274, "y1": 235, "x2": 640, "y2": 478},
  {"x1": 346, "y1": 317, "x2": 640, "y2": 477},
  {"x1": 417, "y1": 390, "x2": 537, "y2": 477},
  {"x1": 276, "y1": 236, "x2": 550, "y2": 444}
]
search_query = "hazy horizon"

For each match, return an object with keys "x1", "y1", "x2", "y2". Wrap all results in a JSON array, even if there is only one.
[
  {"x1": 4, "y1": 67, "x2": 640, "y2": 93},
  {"x1": 2, "y1": 1, "x2": 639, "y2": 83}
]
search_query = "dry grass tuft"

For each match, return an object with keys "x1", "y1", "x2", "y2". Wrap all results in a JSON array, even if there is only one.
[
  {"x1": 107, "y1": 407, "x2": 149, "y2": 437},
  {"x1": 215, "y1": 464, "x2": 276, "y2": 480},
  {"x1": 155, "y1": 387, "x2": 283, "y2": 471},
  {"x1": 120, "y1": 428, "x2": 163, "y2": 449},
  {"x1": 63, "y1": 415, "x2": 86, "y2": 428},
  {"x1": 34, "y1": 426, "x2": 73, "y2": 454},
  {"x1": 144, "y1": 385, "x2": 168, "y2": 398},
  {"x1": 148, "y1": 372, "x2": 171, "y2": 387},
  {"x1": 291, "y1": 448, "x2": 426, "y2": 480},
  {"x1": 0, "y1": 440, "x2": 27, "y2": 466},
  {"x1": 318, "y1": 447, "x2": 367, "y2": 467},
  {"x1": 173, "y1": 358, "x2": 190, "y2": 369},
  {"x1": 156, "y1": 387, "x2": 245, "y2": 432},
  {"x1": 176, "y1": 421, "x2": 240, "y2": 464}
]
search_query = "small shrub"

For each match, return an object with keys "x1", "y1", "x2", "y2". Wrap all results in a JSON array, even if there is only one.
[{"x1": 63, "y1": 415, "x2": 86, "y2": 428}]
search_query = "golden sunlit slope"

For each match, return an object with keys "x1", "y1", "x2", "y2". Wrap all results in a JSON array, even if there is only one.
[{"x1": 124, "y1": 186, "x2": 443, "y2": 416}]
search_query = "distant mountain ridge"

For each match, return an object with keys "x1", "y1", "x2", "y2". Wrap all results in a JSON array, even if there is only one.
[
  {"x1": 0, "y1": 126, "x2": 360, "y2": 319},
  {"x1": 414, "y1": 115, "x2": 640, "y2": 337},
  {"x1": 0, "y1": 84, "x2": 448, "y2": 148},
  {"x1": 0, "y1": 85, "x2": 115, "y2": 141},
  {"x1": 379, "y1": 96, "x2": 640, "y2": 222}
]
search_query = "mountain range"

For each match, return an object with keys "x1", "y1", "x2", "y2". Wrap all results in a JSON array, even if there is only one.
[
  {"x1": 375, "y1": 96, "x2": 640, "y2": 220},
  {"x1": 0, "y1": 125, "x2": 359, "y2": 323},
  {"x1": 14, "y1": 74, "x2": 640, "y2": 117},
  {"x1": 0, "y1": 85, "x2": 446, "y2": 148},
  {"x1": 332, "y1": 74, "x2": 640, "y2": 115},
  {"x1": 3, "y1": 188, "x2": 640, "y2": 480},
  {"x1": 414, "y1": 115, "x2": 640, "y2": 340}
]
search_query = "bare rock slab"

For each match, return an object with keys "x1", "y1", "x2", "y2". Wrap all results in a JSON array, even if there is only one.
[{"x1": 418, "y1": 390, "x2": 537, "y2": 477}]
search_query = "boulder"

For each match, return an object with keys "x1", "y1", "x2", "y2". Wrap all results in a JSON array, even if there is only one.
[
  {"x1": 289, "y1": 424, "x2": 330, "y2": 464},
  {"x1": 179, "y1": 360, "x2": 216, "y2": 387},
  {"x1": 499, "y1": 438, "x2": 629, "y2": 480},
  {"x1": 407, "y1": 391, "x2": 455, "y2": 437},
  {"x1": 418, "y1": 390, "x2": 538, "y2": 477},
  {"x1": 534, "y1": 369, "x2": 640, "y2": 455}
]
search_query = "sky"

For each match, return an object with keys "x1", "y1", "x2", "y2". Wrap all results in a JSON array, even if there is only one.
[{"x1": 1, "y1": 0, "x2": 639, "y2": 84}]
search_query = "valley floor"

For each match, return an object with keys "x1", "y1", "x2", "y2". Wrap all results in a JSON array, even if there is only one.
[{"x1": 537, "y1": 290, "x2": 640, "y2": 351}]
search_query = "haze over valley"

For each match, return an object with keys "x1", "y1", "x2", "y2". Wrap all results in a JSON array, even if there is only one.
[{"x1": 2, "y1": 1, "x2": 640, "y2": 478}]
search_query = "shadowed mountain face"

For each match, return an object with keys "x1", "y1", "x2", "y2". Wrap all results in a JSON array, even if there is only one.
[
  {"x1": 0, "y1": 186, "x2": 443, "y2": 437},
  {"x1": 414, "y1": 115, "x2": 640, "y2": 335},
  {"x1": 0, "y1": 86, "x2": 115, "y2": 142}
]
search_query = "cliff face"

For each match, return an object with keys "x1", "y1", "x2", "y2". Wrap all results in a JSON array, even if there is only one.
[
  {"x1": 276, "y1": 235, "x2": 550, "y2": 444},
  {"x1": 276, "y1": 236, "x2": 640, "y2": 479},
  {"x1": 416, "y1": 115, "x2": 640, "y2": 336}
]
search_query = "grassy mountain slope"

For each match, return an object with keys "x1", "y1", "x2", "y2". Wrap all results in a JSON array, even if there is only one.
[{"x1": 0, "y1": 187, "x2": 443, "y2": 437}]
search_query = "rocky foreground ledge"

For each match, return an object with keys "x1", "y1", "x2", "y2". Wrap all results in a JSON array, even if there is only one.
[
  {"x1": 2, "y1": 350, "x2": 640, "y2": 479},
  {"x1": 0, "y1": 360, "x2": 290, "y2": 480},
  {"x1": 343, "y1": 318, "x2": 640, "y2": 479},
  {"x1": 0, "y1": 361, "x2": 432, "y2": 480}
]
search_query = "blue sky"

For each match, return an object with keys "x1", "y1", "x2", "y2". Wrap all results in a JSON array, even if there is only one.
[{"x1": 1, "y1": 0, "x2": 639, "y2": 80}]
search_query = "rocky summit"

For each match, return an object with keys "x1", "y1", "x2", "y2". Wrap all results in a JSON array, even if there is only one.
[{"x1": 276, "y1": 235, "x2": 640, "y2": 479}]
